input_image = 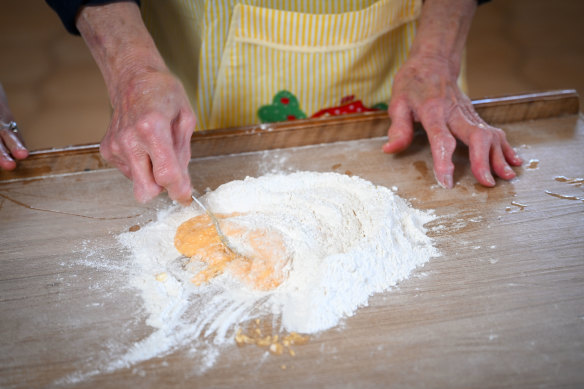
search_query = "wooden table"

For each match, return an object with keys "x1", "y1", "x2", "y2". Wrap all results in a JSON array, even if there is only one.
[{"x1": 1, "y1": 91, "x2": 583, "y2": 388}]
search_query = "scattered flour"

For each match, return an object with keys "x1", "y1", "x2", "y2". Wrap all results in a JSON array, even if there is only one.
[{"x1": 83, "y1": 171, "x2": 438, "y2": 377}]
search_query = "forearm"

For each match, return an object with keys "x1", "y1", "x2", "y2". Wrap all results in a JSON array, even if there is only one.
[
  {"x1": 75, "y1": 1, "x2": 167, "y2": 106},
  {"x1": 411, "y1": 0, "x2": 477, "y2": 76}
]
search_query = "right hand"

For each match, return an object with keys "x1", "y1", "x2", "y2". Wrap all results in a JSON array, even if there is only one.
[
  {"x1": 99, "y1": 68, "x2": 196, "y2": 205},
  {"x1": 75, "y1": 1, "x2": 195, "y2": 205}
]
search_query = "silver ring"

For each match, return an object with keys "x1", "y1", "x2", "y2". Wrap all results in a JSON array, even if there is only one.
[
  {"x1": 1, "y1": 120, "x2": 18, "y2": 133},
  {"x1": 8, "y1": 121, "x2": 19, "y2": 133}
]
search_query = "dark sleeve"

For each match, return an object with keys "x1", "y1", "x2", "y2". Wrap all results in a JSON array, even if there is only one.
[
  {"x1": 477, "y1": 0, "x2": 492, "y2": 4},
  {"x1": 45, "y1": 0, "x2": 140, "y2": 35}
]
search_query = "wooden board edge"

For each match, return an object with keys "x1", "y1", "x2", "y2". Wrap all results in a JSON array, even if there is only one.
[
  {"x1": 474, "y1": 89, "x2": 580, "y2": 124},
  {"x1": 1, "y1": 90, "x2": 579, "y2": 182}
]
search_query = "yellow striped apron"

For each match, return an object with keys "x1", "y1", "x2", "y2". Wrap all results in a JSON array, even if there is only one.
[{"x1": 142, "y1": 0, "x2": 459, "y2": 130}]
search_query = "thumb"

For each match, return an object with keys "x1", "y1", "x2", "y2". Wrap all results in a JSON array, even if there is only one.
[{"x1": 382, "y1": 100, "x2": 414, "y2": 154}]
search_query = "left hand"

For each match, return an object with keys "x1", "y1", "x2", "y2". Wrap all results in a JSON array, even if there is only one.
[
  {"x1": 382, "y1": 53, "x2": 523, "y2": 188},
  {"x1": 0, "y1": 83, "x2": 28, "y2": 171}
]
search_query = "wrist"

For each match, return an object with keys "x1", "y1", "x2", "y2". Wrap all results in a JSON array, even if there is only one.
[
  {"x1": 409, "y1": 0, "x2": 477, "y2": 75},
  {"x1": 407, "y1": 47, "x2": 460, "y2": 80},
  {"x1": 401, "y1": 50, "x2": 459, "y2": 84},
  {"x1": 76, "y1": 2, "x2": 168, "y2": 104},
  {"x1": 107, "y1": 52, "x2": 169, "y2": 104}
]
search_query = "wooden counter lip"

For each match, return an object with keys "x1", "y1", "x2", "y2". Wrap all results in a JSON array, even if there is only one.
[{"x1": 1, "y1": 89, "x2": 579, "y2": 182}]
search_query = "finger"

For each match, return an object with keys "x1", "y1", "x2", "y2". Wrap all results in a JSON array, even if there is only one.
[
  {"x1": 173, "y1": 109, "x2": 195, "y2": 168},
  {"x1": 382, "y1": 100, "x2": 414, "y2": 154},
  {"x1": 99, "y1": 132, "x2": 118, "y2": 163},
  {"x1": 0, "y1": 129, "x2": 28, "y2": 160},
  {"x1": 500, "y1": 133, "x2": 523, "y2": 166},
  {"x1": 0, "y1": 140, "x2": 16, "y2": 170},
  {"x1": 142, "y1": 118, "x2": 192, "y2": 205},
  {"x1": 428, "y1": 130, "x2": 457, "y2": 189},
  {"x1": 419, "y1": 109, "x2": 456, "y2": 188},
  {"x1": 100, "y1": 141, "x2": 132, "y2": 179},
  {"x1": 490, "y1": 144, "x2": 516, "y2": 180},
  {"x1": 449, "y1": 107, "x2": 507, "y2": 186},
  {"x1": 468, "y1": 134, "x2": 496, "y2": 187},
  {"x1": 172, "y1": 110, "x2": 196, "y2": 207},
  {"x1": 463, "y1": 110, "x2": 523, "y2": 168},
  {"x1": 127, "y1": 150, "x2": 163, "y2": 203},
  {"x1": 149, "y1": 140, "x2": 192, "y2": 205}
]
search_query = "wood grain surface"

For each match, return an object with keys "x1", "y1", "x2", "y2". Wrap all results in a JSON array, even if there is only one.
[{"x1": 0, "y1": 95, "x2": 583, "y2": 388}]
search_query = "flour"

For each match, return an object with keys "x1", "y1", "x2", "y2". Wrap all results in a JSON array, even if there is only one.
[{"x1": 110, "y1": 171, "x2": 438, "y2": 373}]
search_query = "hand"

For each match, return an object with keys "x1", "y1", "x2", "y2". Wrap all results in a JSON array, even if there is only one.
[
  {"x1": 383, "y1": 54, "x2": 522, "y2": 188},
  {"x1": 0, "y1": 84, "x2": 29, "y2": 171},
  {"x1": 76, "y1": 2, "x2": 194, "y2": 205},
  {"x1": 100, "y1": 68, "x2": 195, "y2": 204},
  {"x1": 382, "y1": 0, "x2": 522, "y2": 188}
]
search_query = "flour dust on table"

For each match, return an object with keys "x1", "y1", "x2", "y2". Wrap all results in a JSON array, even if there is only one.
[{"x1": 70, "y1": 171, "x2": 439, "y2": 380}]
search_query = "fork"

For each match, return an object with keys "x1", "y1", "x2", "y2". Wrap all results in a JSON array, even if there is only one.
[{"x1": 191, "y1": 194, "x2": 240, "y2": 256}]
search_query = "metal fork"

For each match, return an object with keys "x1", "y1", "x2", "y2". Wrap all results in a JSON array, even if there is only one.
[{"x1": 191, "y1": 194, "x2": 239, "y2": 256}]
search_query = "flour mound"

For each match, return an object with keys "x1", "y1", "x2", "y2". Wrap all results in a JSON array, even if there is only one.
[
  {"x1": 116, "y1": 171, "x2": 438, "y2": 370},
  {"x1": 205, "y1": 172, "x2": 437, "y2": 332}
]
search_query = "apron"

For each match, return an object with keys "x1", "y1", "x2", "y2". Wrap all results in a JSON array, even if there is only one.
[{"x1": 142, "y1": 0, "x2": 466, "y2": 130}]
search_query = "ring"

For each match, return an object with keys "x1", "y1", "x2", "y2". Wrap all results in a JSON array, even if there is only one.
[
  {"x1": 8, "y1": 121, "x2": 19, "y2": 133},
  {"x1": 1, "y1": 120, "x2": 18, "y2": 133}
]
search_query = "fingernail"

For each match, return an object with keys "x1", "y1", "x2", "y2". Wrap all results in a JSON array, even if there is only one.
[
  {"x1": 484, "y1": 172, "x2": 496, "y2": 186},
  {"x1": 513, "y1": 149, "x2": 523, "y2": 164},
  {"x1": 504, "y1": 166, "x2": 515, "y2": 177},
  {"x1": 442, "y1": 174, "x2": 453, "y2": 189},
  {"x1": 435, "y1": 173, "x2": 453, "y2": 189}
]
